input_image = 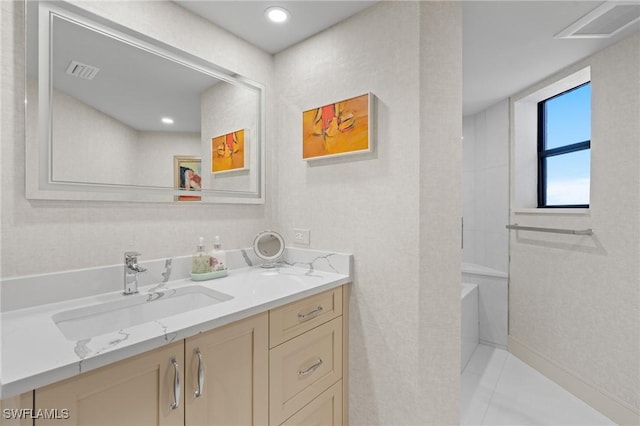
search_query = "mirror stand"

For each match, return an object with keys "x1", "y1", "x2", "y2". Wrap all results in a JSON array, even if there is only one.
[{"x1": 253, "y1": 231, "x2": 285, "y2": 268}]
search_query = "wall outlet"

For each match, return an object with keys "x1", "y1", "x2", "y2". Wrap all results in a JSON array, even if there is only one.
[{"x1": 293, "y1": 228, "x2": 310, "y2": 246}]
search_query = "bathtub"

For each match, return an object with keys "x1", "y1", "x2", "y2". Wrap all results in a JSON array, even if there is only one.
[
  {"x1": 461, "y1": 282, "x2": 479, "y2": 373},
  {"x1": 462, "y1": 263, "x2": 508, "y2": 349}
]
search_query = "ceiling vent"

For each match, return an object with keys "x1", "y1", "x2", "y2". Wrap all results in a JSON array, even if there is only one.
[
  {"x1": 555, "y1": 1, "x2": 640, "y2": 39},
  {"x1": 65, "y1": 60, "x2": 100, "y2": 80}
]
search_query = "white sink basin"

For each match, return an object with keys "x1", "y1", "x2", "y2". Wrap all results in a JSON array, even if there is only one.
[{"x1": 52, "y1": 286, "x2": 233, "y2": 341}]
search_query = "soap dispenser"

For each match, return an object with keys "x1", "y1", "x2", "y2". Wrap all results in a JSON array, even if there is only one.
[
  {"x1": 192, "y1": 236, "x2": 212, "y2": 274},
  {"x1": 210, "y1": 236, "x2": 227, "y2": 271}
]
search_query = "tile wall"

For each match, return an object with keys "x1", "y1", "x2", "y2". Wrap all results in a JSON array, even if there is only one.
[{"x1": 462, "y1": 100, "x2": 509, "y2": 273}]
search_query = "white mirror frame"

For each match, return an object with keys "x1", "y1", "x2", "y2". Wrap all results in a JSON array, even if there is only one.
[
  {"x1": 253, "y1": 231, "x2": 285, "y2": 268},
  {"x1": 25, "y1": 2, "x2": 266, "y2": 204}
]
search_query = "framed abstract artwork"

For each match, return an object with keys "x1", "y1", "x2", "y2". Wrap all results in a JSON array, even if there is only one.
[
  {"x1": 302, "y1": 93, "x2": 374, "y2": 160},
  {"x1": 211, "y1": 129, "x2": 246, "y2": 173},
  {"x1": 173, "y1": 156, "x2": 201, "y2": 201}
]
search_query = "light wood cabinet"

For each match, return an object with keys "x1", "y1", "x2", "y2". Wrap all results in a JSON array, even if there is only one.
[
  {"x1": 185, "y1": 313, "x2": 268, "y2": 426},
  {"x1": 269, "y1": 288, "x2": 342, "y2": 348},
  {"x1": 280, "y1": 381, "x2": 343, "y2": 426},
  {"x1": 0, "y1": 392, "x2": 34, "y2": 426},
  {"x1": 34, "y1": 315, "x2": 268, "y2": 426},
  {"x1": 270, "y1": 317, "x2": 342, "y2": 425},
  {"x1": 31, "y1": 286, "x2": 348, "y2": 426},
  {"x1": 269, "y1": 287, "x2": 346, "y2": 426},
  {"x1": 35, "y1": 341, "x2": 184, "y2": 426}
]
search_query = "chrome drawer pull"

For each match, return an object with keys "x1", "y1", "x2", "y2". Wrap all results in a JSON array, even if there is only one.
[
  {"x1": 194, "y1": 350, "x2": 205, "y2": 398},
  {"x1": 298, "y1": 358, "x2": 323, "y2": 376},
  {"x1": 297, "y1": 306, "x2": 323, "y2": 321},
  {"x1": 169, "y1": 358, "x2": 181, "y2": 410}
]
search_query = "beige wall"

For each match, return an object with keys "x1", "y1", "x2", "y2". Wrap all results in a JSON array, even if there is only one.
[
  {"x1": 135, "y1": 131, "x2": 201, "y2": 188},
  {"x1": 274, "y1": 2, "x2": 462, "y2": 424},
  {"x1": 51, "y1": 87, "x2": 139, "y2": 186},
  {"x1": 418, "y1": 3, "x2": 462, "y2": 423},
  {"x1": 509, "y1": 33, "x2": 640, "y2": 422}
]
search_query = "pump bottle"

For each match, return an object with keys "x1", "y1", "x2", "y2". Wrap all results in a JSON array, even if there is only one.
[
  {"x1": 210, "y1": 236, "x2": 227, "y2": 271},
  {"x1": 192, "y1": 236, "x2": 212, "y2": 274}
]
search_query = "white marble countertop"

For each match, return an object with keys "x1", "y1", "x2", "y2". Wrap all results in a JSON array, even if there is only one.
[{"x1": 0, "y1": 248, "x2": 352, "y2": 399}]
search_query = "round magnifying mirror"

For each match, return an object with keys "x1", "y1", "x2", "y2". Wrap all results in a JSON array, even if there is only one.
[{"x1": 253, "y1": 231, "x2": 285, "y2": 268}]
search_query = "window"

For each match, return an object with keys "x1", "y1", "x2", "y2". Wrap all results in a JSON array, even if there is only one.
[
  {"x1": 537, "y1": 82, "x2": 591, "y2": 207},
  {"x1": 512, "y1": 67, "x2": 590, "y2": 211}
]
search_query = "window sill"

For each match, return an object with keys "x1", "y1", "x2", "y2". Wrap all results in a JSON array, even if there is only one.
[{"x1": 513, "y1": 208, "x2": 590, "y2": 216}]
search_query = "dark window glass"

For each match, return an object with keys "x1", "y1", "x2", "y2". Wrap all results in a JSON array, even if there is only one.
[{"x1": 538, "y1": 83, "x2": 591, "y2": 208}]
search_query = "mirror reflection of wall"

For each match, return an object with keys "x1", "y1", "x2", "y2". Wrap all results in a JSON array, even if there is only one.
[
  {"x1": 51, "y1": 86, "x2": 201, "y2": 187},
  {"x1": 48, "y1": 12, "x2": 211, "y2": 189},
  {"x1": 25, "y1": 1, "x2": 265, "y2": 203},
  {"x1": 202, "y1": 80, "x2": 259, "y2": 192}
]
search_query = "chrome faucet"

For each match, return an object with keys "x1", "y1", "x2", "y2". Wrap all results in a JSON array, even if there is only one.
[
  {"x1": 124, "y1": 252, "x2": 147, "y2": 295},
  {"x1": 161, "y1": 258, "x2": 173, "y2": 283}
]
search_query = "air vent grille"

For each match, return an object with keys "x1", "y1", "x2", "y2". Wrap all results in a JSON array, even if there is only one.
[
  {"x1": 65, "y1": 60, "x2": 100, "y2": 80},
  {"x1": 555, "y1": 2, "x2": 640, "y2": 39}
]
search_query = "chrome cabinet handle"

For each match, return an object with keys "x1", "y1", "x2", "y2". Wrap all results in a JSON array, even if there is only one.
[
  {"x1": 169, "y1": 358, "x2": 181, "y2": 410},
  {"x1": 297, "y1": 306, "x2": 323, "y2": 321},
  {"x1": 298, "y1": 358, "x2": 323, "y2": 376},
  {"x1": 194, "y1": 350, "x2": 205, "y2": 398}
]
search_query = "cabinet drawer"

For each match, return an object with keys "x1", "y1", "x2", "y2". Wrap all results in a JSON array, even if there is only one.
[
  {"x1": 269, "y1": 317, "x2": 343, "y2": 425},
  {"x1": 270, "y1": 287, "x2": 342, "y2": 348},
  {"x1": 280, "y1": 380, "x2": 343, "y2": 426}
]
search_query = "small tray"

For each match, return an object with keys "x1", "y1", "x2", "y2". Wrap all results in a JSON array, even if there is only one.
[{"x1": 190, "y1": 269, "x2": 228, "y2": 281}]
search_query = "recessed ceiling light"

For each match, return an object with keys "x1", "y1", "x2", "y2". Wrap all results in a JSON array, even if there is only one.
[
  {"x1": 265, "y1": 6, "x2": 290, "y2": 24},
  {"x1": 161, "y1": 117, "x2": 174, "y2": 125}
]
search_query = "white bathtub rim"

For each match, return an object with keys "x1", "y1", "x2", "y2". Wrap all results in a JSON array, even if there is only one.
[{"x1": 462, "y1": 262, "x2": 508, "y2": 279}]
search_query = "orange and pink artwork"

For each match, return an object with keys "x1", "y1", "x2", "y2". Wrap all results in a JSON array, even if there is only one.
[
  {"x1": 302, "y1": 93, "x2": 372, "y2": 160},
  {"x1": 211, "y1": 129, "x2": 245, "y2": 173}
]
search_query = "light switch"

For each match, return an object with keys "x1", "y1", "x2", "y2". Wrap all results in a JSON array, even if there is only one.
[{"x1": 293, "y1": 228, "x2": 310, "y2": 246}]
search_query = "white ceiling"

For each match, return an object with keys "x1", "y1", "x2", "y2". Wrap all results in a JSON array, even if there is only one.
[
  {"x1": 175, "y1": 1, "x2": 379, "y2": 54},
  {"x1": 41, "y1": 1, "x2": 639, "y2": 132},
  {"x1": 462, "y1": 1, "x2": 639, "y2": 115},
  {"x1": 176, "y1": 0, "x2": 640, "y2": 116}
]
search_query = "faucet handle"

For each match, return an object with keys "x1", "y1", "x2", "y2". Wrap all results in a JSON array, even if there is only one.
[
  {"x1": 124, "y1": 251, "x2": 147, "y2": 273},
  {"x1": 125, "y1": 251, "x2": 141, "y2": 259}
]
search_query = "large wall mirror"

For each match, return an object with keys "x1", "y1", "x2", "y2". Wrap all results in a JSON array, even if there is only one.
[{"x1": 26, "y1": 1, "x2": 265, "y2": 203}]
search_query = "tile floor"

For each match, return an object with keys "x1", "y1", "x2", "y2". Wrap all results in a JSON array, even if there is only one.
[{"x1": 460, "y1": 344, "x2": 615, "y2": 425}]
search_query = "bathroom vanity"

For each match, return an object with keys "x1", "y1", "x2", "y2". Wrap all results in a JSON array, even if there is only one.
[{"x1": 0, "y1": 248, "x2": 351, "y2": 426}]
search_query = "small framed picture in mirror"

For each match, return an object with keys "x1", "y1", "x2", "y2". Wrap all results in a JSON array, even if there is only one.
[{"x1": 174, "y1": 156, "x2": 202, "y2": 201}]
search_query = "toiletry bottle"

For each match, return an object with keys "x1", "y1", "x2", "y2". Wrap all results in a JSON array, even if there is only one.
[
  {"x1": 210, "y1": 235, "x2": 227, "y2": 271},
  {"x1": 192, "y1": 236, "x2": 212, "y2": 274}
]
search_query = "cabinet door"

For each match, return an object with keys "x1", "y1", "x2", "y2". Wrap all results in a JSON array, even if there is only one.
[
  {"x1": 35, "y1": 341, "x2": 184, "y2": 426},
  {"x1": 185, "y1": 313, "x2": 268, "y2": 426},
  {"x1": 1, "y1": 392, "x2": 33, "y2": 426}
]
